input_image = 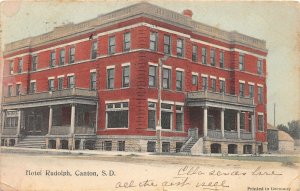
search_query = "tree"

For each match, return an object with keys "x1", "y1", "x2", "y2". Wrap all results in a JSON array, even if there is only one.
[
  {"x1": 287, "y1": 120, "x2": 300, "y2": 139},
  {"x1": 277, "y1": 124, "x2": 289, "y2": 133}
]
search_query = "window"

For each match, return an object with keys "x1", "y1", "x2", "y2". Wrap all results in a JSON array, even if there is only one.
[
  {"x1": 211, "y1": 79, "x2": 216, "y2": 92},
  {"x1": 163, "y1": 68, "x2": 171, "y2": 89},
  {"x1": 67, "y1": 76, "x2": 75, "y2": 89},
  {"x1": 220, "y1": 80, "x2": 226, "y2": 93},
  {"x1": 59, "y1": 49, "x2": 65, "y2": 65},
  {"x1": 106, "y1": 102, "x2": 128, "y2": 128},
  {"x1": 18, "y1": 58, "x2": 23, "y2": 73},
  {"x1": 210, "y1": 49, "x2": 215, "y2": 66},
  {"x1": 109, "y1": 36, "x2": 116, "y2": 54},
  {"x1": 162, "y1": 142, "x2": 170, "y2": 153},
  {"x1": 176, "y1": 106, "x2": 183, "y2": 131},
  {"x1": 69, "y1": 47, "x2": 75, "y2": 64},
  {"x1": 122, "y1": 66, "x2": 130, "y2": 88},
  {"x1": 91, "y1": 41, "x2": 97, "y2": 59},
  {"x1": 16, "y1": 84, "x2": 21, "y2": 96},
  {"x1": 123, "y1": 32, "x2": 131, "y2": 52},
  {"x1": 192, "y1": 75, "x2": 198, "y2": 86},
  {"x1": 161, "y1": 103, "x2": 172, "y2": 130},
  {"x1": 5, "y1": 117, "x2": 18, "y2": 128},
  {"x1": 202, "y1": 47, "x2": 207, "y2": 64},
  {"x1": 58, "y1": 77, "x2": 64, "y2": 90},
  {"x1": 147, "y1": 141, "x2": 156, "y2": 152},
  {"x1": 258, "y1": 115, "x2": 264, "y2": 131},
  {"x1": 50, "y1": 51, "x2": 56, "y2": 67},
  {"x1": 192, "y1": 45, "x2": 198, "y2": 62},
  {"x1": 257, "y1": 59, "x2": 263, "y2": 75},
  {"x1": 7, "y1": 85, "x2": 12, "y2": 97},
  {"x1": 249, "y1": 85, "x2": 254, "y2": 98},
  {"x1": 90, "y1": 72, "x2": 96, "y2": 90},
  {"x1": 150, "y1": 32, "x2": 158, "y2": 51},
  {"x1": 258, "y1": 87, "x2": 263, "y2": 104},
  {"x1": 104, "y1": 141, "x2": 112, "y2": 151},
  {"x1": 239, "y1": 83, "x2": 245, "y2": 97},
  {"x1": 48, "y1": 79, "x2": 54, "y2": 91},
  {"x1": 9, "y1": 61, "x2": 14, "y2": 75},
  {"x1": 148, "y1": 65, "x2": 157, "y2": 87},
  {"x1": 202, "y1": 77, "x2": 208, "y2": 90},
  {"x1": 176, "y1": 71, "x2": 183, "y2": 91},
  {"x1": 164, "y1": 35, "x2": 171, "y2": 54},
  {"x1": 239, "y1": 54, "x2": 245, "y2": 71},
  {"x1": 29, "y1": 81, "x2": 36, "y2": 93},
  {"x1": 107, "y1": 68, "x2": 114, "y2": 89},
  {"x1": 117, "y1": 141, "x2": 125, "y2": 151},
  {"x1": 32, "y1": 55, "x2": 37, "y2": 71},
  {"x1": 148, "y1": 102, "x2": 156, "y2": 129},
  {"x1": 240, "y1": 112, "x2": 245, "y2": 130},
  {"x1": 220, "y1": 51, "x2": 224, "y2": 68},
  {"x1": 176, "y1": 39, "x2": 184, "y2": 57}
]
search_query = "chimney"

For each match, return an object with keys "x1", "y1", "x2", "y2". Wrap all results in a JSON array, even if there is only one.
[{"x1": 182, "y1": 9, "x2": 193, "y2": 18}]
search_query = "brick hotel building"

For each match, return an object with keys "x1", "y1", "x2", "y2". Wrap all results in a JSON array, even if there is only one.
[{"x1": 0, "y1": 2, "x2": 268, "y2": 154}]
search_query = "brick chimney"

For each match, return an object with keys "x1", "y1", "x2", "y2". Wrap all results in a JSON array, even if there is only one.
[{"x1": 182, "y1": 9, "x2": 193, "y2": 18}]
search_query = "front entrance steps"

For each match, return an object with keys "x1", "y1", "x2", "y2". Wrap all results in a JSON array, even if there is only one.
[{"x1": 15, "y1": 136, "x2": 46, "y2": 149}]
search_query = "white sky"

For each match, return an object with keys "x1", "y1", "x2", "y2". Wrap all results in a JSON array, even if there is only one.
[{"x1": 1, "y1": 0, "x2": 299, "y2": 126}]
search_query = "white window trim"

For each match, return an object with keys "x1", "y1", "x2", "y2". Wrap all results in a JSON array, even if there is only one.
[
  {"x1": 30, "y1": 80, "x2": 36, "y2": 83},
  {"x1": 161, "y1": 100, "x2": 174, "y2": 105},
  {"x1": 105, "y1": 99, "x2": 130, "y2": 104},
  {"x1": 239, "y1": 80, "x2": 245, "y2": 84},
  {"x1": 90, "y1": 69, "x2": 96, "y2": 73},
  {"x1": 148, "y1": 62, "x2": 158, "y2": 66},
  {"x1": 163, "y1": 65, "x2": 172, "y2": 69},
  {"x1": 106, "y1": 65, "x2": 115, "y2": 69},
  {"x1": 67, "y1": 73, "x2": 74, "y2": 77},
  {"x1": 148, "y1": 98, "x2": 158, "y2": 103},
  {"x1": 192, "y1": 72, "x2": 198, "y2": 76},
  {"x1": 48, "y1": 76, "x2": 55, "y2": 80},
  {"x1": 257, "y1": 84, "x2": 264, "y2": 87},
  {"x1": 201, "y1": 74, "x2": 208, "y2": 77},
  {"x1": 176, "y1": 68, "x2": 184, "y2": 72},
  {"x1": 210, "y1": 76, "x2": 216, "y2": 79},
  {"x1": 16, "y1": 82, "x2": 22, "y2": 84},
  {"x1": 175, "y1": 102, "x2": 184, "y2": 106},
  {"x1": 258, "y1": 112, "x2": 264, "y2": 115},
  {"x1": 248, "y1": 82, "x2": 255, "y2": 85},
  {"x1": 57, "y1": 75, "x2": 64, "y2": 78},
  {"x1": 121, "y1": 62, "x2": 130, "y2": 67},
  {"x1": 219, "y1": 77, "x2": 225, "y2": 81}
]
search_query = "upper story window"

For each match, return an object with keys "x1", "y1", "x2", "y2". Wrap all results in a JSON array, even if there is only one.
[
  {"x1": 50, "y1": 51, "x2": 56, "y2": 67},
  {"x1": 148, "y1": 102, "x2": 156, "y2": 130},
  {"x1": 202, "y1": 76, "x2": 208, "y2": 90},
  {"x1": 67, "y1": 75, "x2": 75, "y2": 89},
  {"x1": 239, "y1": 54, "x2": 245, "y2": 71},
  {"x1": 163, "y1": 68, "x2": 171, "y2": 89},
  {"x1": 149, "y1": 65, "x2": 157, "y2": 87},
  {"x1": 210, "y1": 49, "x2": 215, "y2": 66},
  {"x1": 107, "y1": 68, "x2": 115, "y2": 89},
  {"x1": 192, "y1": 74, "x2": 198, "y2": 86},
  {"x1": 7, "y1": 85, "x2": 12, "y2": 97},
  {"x1": 29, "y1": 81, "x2": 36, "y2": 94},
  {"x1": 90, "y1": 72, "x2": 96, "y2": 90},
  {"x1": 9, "y1": 61, "x2": 14, "y2": 75},
  {"x1": 239, "y1": 83, "x2": 245, "y2": 97},
  {"x1": 192, "y1": 45, "x2": 198, "y2": 62},
  {"x1": 106, "y1": 102, "x2": 129, "y2": 128},
  {"x1": 202, "y1": 47, "x2": 207, "y2": 65},
  {"x1": 164, "y1": 35, "x2": 171, "y2": 55},
  {"x1": 59, "y1": 49, "x2": 65, "y2": 65},
  {"x1": 122, "y1": 65, "x2": 130, "y2": 88},
  {"x1": 91, "y1": 41, "x2": 97, "y2": 59},
  {"x1": 176, "y1": 39, "x2": 184, "y2": 57},
  {"x1": 109, "y1": 36, "x2": 116, "y2": 55},
  {"x1": 176, "y1": 71, "x2": 183, "y2": 91},
  {"x1": 211, "y1": 78, "x2": 216, "y2": 92},
  {"x1": 18, "y1": 58, "x2": 23, "y2": 73},
  {"x1": 249, "y1": 85, "x2": 254, "y2": 98},
  {"x1": 258, "y1": 86, "x2": 263, "y2": 104},
  {"x1": 220, "y1": 51, "x2": 224, "y2": 68},
  {"x1": 16, "y1": 84, "x2": 21, "y2": 96},
  {"x1": 258, "y1": 114, "x2": 264, "y2": 131},
  {"x1": 161, "y1": 103, "x2": 172, "y2": 130},
  {"x1": 257, "y1": 59, "x2": 263, "y2": 75},
  {"x1": 32, "y1": 55, "x2": 37, "y2": 71},
  {"x1": 58, "y1": 77, "x2": 64, "y2": 90},
  {"x1": 150, "y1": 32, "x2": 158, "y2": 51},
  {"x1": 48, "y1": 79, "x2": 55, "y2": 91},
  {"x1": 220, "y1": 80, "x2": 226, "y2": 93},
  {"x1": 69, "y1": 47, "x2": 75, "y2": 64},
  {"x1": 176, "y1": 105, "x2": 183, "y2": 131},
  {"x1": 123, "y1": 32, "x2": 131, "y2": 52}
]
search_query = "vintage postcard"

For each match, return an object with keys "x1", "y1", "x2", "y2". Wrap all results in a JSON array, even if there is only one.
[{"x1": 0, "y1": 0, "x2": 299, "y2": 191}]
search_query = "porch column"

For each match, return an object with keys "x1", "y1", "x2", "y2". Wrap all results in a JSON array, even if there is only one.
[
  {"x1": 237, "y1": 111, "x2": 241, "y2": 139},
  {"x1": 70, "y1": 104, "x2": 76, "y2": 135},
  {"x1": 1, "y1": 110, "x2": 6, "y2": 135},
  {"x1": 203, "y1": 106, "x2": 208, "y2": 137},
  {"x1": 17, "y1": 109, "x2": 22, "y2": 135},
  {"x1": 48, "y1": 106, "x2": 53, "y2": 135},
  {"x1": 221, "y1": 108, "x2": 225, "y2": 138},
  {"x1": 251, "y1": 112, "x2": 256, "y2": 140}
]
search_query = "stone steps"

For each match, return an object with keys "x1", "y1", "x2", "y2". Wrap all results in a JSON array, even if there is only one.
[{"x1": 15, "y1": 136, "x2": 46, "y2": 149}]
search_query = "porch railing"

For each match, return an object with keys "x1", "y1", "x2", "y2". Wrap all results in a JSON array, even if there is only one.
[
  {"x1": 3, "y1": 88, "x2": 97, "y2": 104},
  {"x1": 2, "y1": 128, "x2": 18, "y2": 135},
  {"x1": 207, "y1": 129, "x2": 253, "y2": 140},
  {"x1": 50, "y1": 126, "x2": 70, "y2": 135},
  {"x1": 74, "y1": 127, "x2": 95, "y2": 134},
  {"x1": 187, "y1": 90, "x2": 254, "y2": 105}
]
